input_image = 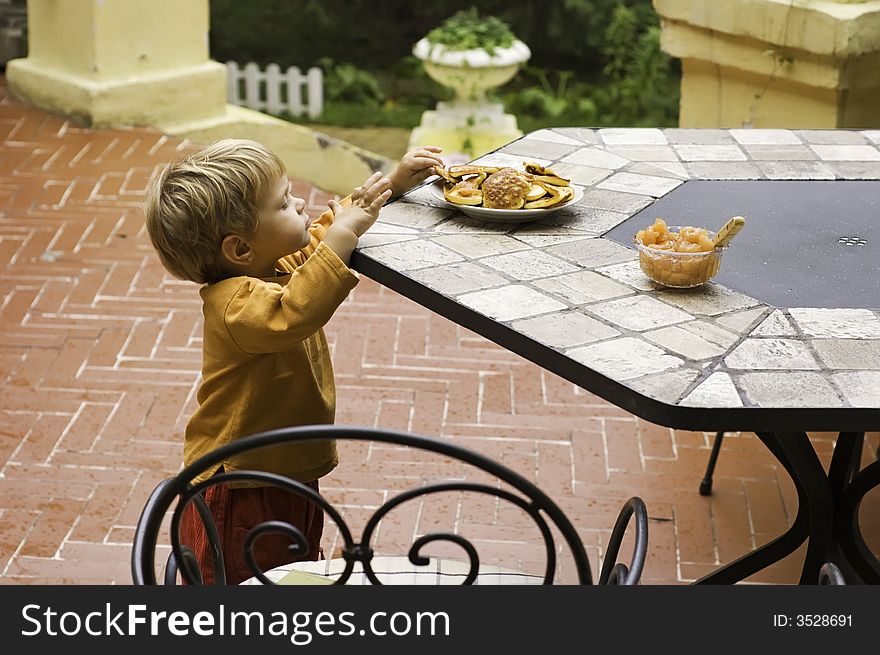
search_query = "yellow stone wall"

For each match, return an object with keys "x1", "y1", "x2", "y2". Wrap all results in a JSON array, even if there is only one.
[
  {"x1": 173, "y1": 107, "x2": 391, "y2": 197},
  {"x1": 6, "y1": 0, "x2": 390, "y2": 195},
  {"x1": 8, "y1": 0, "x2": 227, "y2": 128},
  {"x1": 26, "y1": 0, "x2": 209, "y2": 77},
  {"x1": 653, "y1": 0, "x2": 880, "y2": 127}
]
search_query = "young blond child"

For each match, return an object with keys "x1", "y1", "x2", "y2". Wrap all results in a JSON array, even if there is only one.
[{"x1": 145, "y1": 138, "x2": 442, "y2": 584}]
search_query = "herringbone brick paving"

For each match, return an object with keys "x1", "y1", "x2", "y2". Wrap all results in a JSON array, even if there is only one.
[{"x1": 1, "y1": 79, "x2": 877, "y2": 584}]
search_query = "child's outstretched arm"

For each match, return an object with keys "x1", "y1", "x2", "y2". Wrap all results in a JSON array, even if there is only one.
[
  {"x1": 388, "y1": 146, "x2": 444, "y2": 198},
  {"x1": 322, "y1": 171, "x2": 392, "y2": 264}
]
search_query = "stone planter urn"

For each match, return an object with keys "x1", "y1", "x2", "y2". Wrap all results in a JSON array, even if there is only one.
[
  {"x1": 409, "y1": 37, "x2": 531, "y2": 161},
  {"x1": 412, "y1": 37, "x2": 531, "y2": 103}
]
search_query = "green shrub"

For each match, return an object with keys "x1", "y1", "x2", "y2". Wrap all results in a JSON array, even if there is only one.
[
  {"x1": 505, "y1": 68, "x2": 572, "y2": 119},
  {"x1": 425, "y1": 7, "x2": 516, "y2": 54},
  {"x1": 212, "y1": 0, "x2": 679, "y2": 130},
  {"x1": 317, "y1": 58, "x2": 386, "y2": 106},
  {"x1": 210, "y1": 0, "x2": 662, "y2": 74},
  {"x1": 596, "y1": 4, "x2": 679, "y2": 126},
  {"x1": 503, "y1": 4, "x2": 678, "y2": 128}
]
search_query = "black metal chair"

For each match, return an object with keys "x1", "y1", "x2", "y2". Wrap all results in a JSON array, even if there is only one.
[
  {"x1": 132, "y1": 424, "x2": 649, "y2": 586},
  {"x1": 818, "y1": 562, "x2": 847, "y2": 585}
]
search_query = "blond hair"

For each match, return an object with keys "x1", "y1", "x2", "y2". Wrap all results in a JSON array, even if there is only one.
[{"x1": 145, "y1": 139, "x2": 287, "y2": 284}]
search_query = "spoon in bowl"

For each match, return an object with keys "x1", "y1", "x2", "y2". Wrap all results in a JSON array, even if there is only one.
[{"x1": 713, "y1": 216, "x2": 746, "y2": 248}]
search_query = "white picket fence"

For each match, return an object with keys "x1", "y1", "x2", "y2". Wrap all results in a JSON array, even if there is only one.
[{"x1": 225, "y1": 61, "x2": 323, "y2": 118}]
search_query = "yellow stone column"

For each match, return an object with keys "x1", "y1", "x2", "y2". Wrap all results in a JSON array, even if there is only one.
[
  {"x1": 4, "y1": 0, "x2": 392, "y2": 195},
  {"x1": 653, "y1": 0, "x2": 880, "y2": 127},
  {"x1": 6, "y1": 0, "x2": 227, "y2": 128}
]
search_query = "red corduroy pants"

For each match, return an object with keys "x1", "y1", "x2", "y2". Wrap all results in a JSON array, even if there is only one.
[{"x1": 178, "y1": 477, "x2": 324, "y2": 585}]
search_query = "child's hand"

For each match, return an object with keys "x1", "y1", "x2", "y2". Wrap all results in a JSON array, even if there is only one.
[
  {"x1": 388, "y1": 146, "x2": 444, "y2": 197},
  {"x1": 323, "y1": 172, "x2": 392, "y2": 264},
  {"x1": 329, "y1": 172, "x2": 393, "y2": 237}
]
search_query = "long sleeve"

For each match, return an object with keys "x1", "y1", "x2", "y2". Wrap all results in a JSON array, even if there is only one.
[
  {"x1": 220, "y1": 241, "x2": 358, "y2": 354},
  {"x1": 188, "y1": 242, "x2": 353, "y2": 484}
]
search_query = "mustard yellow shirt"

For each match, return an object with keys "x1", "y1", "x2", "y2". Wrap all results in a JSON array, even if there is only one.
[{"x1": 185, "y1": 205, "x2": 358, "y2": 484}]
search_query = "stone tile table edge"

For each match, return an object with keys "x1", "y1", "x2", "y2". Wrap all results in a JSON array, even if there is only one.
[{"x1": 355, "y1": 127, "x2": 880, "y2": 424}]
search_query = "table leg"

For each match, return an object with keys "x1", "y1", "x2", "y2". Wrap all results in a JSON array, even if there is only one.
[
  {"x1": 772, "y1": 432, "x2": 835, "y2": 583},
  {"x1": 696, "y1": 431, "x2": 879, "y2": 585},
  {"x1": 837, "y1": 457, "x2": 880, "y2": 583},
  {"x1": 827, "y1": 433, "x2": 863, "y2": 500},
  {"x1": 695, "y1": 432, "x2": 813, "y2": 584}
]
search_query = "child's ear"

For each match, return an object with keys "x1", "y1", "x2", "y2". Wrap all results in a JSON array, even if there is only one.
[{"x1": 220, "y1": 234, "x2": 254, "y2": 267}]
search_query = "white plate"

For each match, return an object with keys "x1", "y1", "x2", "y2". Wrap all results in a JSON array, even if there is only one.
[{"x1": 429, "y1": 180, "x2": 584, "y2": 223}]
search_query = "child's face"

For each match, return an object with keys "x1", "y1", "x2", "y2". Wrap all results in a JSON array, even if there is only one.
[{"x1": 250, "y1": 176, "x2": 311, "y2": 271}]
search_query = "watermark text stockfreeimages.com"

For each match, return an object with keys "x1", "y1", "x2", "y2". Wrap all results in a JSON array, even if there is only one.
[{"x1": 21, "y1": 603, "x2": 450, "y2": 645}]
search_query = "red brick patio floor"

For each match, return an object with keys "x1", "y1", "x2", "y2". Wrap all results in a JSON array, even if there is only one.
[{"x1": 1, "y1": 79, "x2": 877, "y2": 585}]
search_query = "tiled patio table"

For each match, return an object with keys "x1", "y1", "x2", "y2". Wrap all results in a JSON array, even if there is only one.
[{"x1": 350, "y1": 127, "x2": 880, "y2": 584}]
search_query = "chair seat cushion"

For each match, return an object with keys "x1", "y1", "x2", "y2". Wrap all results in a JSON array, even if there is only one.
[{"x1": 240, "y1": 555, "x2": 544, "y2": 585}]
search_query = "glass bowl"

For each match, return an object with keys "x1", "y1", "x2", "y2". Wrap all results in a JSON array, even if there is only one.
[{"x1": 634, "y1": 227, "x2": 727, "y2": 288}]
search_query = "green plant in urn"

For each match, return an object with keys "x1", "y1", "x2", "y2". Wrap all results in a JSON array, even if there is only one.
[{"x1": 412, "y1": 8, "x2": 531, "y2": 104}]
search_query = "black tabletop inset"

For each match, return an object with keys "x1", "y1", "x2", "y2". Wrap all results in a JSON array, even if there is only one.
[{"x1": 603, "y1": 180, "x2": 880, "y2": 309}]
